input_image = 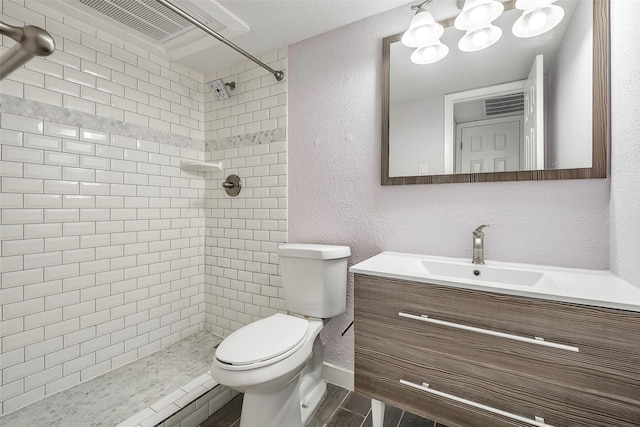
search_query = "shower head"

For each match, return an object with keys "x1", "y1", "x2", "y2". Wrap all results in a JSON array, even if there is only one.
[
  {"x1": 208, "y1": 79, "x2": 236, "y2": 101},
  {"x1": 0, "y1": 21, "x2": 56, "y2": 80}
]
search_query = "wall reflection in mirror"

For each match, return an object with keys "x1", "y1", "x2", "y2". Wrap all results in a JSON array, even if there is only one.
[{"x1": 387, "y1": 0, "x2": 596, "y2": 179}]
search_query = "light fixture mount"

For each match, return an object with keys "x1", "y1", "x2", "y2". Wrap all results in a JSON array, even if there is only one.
[{"x1": 410, "y1": 0, "x2": 435, "y2": 11}]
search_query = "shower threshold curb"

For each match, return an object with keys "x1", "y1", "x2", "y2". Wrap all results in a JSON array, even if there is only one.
[{"x1": 116, "y1": 371, "x2": 236, "y2": 427}]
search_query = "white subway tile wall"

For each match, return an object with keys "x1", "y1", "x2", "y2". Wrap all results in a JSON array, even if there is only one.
[
  {"x1": 204, "y1": 141, "x2": 288, "y2": 338},
  {"x1": 202, "y1": 49, "x2": 288, "y2": 338},
  {"x1": 0, "y1": 0, "x2": 209, "y2": 416},
  {"x1": 204, "y1": 48, "x2": 287, "y2": 142},
  {"x1": 0, "y1": 114, "x2": 209, "y2": 415},
  {"x1": 0, "y1": 0, "x2": 289, "y2": 419},
  {"x1": 0, "y1": 0, "x2": 205, "y2": 141}
]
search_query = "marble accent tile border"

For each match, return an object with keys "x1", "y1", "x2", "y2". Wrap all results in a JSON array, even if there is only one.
[
  {"x1": 0, "y1": 94, "x2": 204, "y2": 150},
  {"x1": 205, "y1": 127, "x2": 286, "y2": 152}
]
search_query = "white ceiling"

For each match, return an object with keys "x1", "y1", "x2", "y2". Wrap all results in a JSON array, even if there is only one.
[
  {"x1": 53, "y1": 0, "x2": 583, "y2": 81},
  {"x1": 178, "y1": 0, "x2": 413, "y2": 74},
  {"x1": 48, "y1": 0, "x2": 412, "y2": 75}
]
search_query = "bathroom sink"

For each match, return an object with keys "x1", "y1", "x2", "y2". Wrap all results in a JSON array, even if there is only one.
[
  {"x1": 350, "y1": 252, "x2": 640, "y2": 312},
  {"x1": 421, "y1": 259, "x2": 545, "y2": 287}
]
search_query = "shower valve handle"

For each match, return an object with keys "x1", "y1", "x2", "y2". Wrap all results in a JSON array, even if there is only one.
[{"x1": 222, "y1": 174, "x2": 242, "y2": 197}]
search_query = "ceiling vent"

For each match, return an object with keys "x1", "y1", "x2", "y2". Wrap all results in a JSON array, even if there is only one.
[
  {"x1": 484, "y1": 92, "x2": 525, "y2": 117},
  {"x1": 75, "y1": 0, "x2": 195, "y2": 42},
  {"x1": 41, "y1": 0, "x2": 249, "y2": 61}
]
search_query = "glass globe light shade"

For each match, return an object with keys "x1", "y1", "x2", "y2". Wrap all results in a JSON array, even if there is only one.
[
  {"x1": 458, "y1": 25, "x2": 502, "y2": 52},
  {"x1": 512, "y1": 4, "x2": 564, "y2": 38},
  {"x1": 402, "y1": 11, "x2": 444, "y2": 47},
  {"x1": 410, "y1": 42, "x2": 449, "y2": 65},
  {"x1": 454, "y1": 0, "x2": 504, "y2": 31}
]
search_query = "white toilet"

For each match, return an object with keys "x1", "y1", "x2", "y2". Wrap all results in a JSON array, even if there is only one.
[{"x1": 210, "y1": 243, "x2": 351, "y2": 427}]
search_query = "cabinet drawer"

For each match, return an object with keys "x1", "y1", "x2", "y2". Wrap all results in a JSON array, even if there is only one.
[
  {"x1": 356, "y1": 350, "x2": 538, "y2": 427},
  {"x1": 357, "y1": 306, "x2": 640, "y2": 402},
  {"x1": 355, "y1": 274, "x2": 640, "y2": 360},
  {"x1": 356, "y1": 330, "x2": 640, "y2": 426},
  {"x1": 356, "y1": 375, "x2": 522, "y2": 426}
]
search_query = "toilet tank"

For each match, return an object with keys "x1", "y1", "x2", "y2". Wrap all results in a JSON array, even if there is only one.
[{"x1": 278, "y1": 244, "x2": 351, "y2": 318}]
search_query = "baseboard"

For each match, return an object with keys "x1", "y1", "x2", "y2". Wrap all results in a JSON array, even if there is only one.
[{"x1": 322, "y1": 362, "x2": 354, "y2": 391}]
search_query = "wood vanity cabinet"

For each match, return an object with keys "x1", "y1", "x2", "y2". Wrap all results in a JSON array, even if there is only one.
[{"x1": 354, "y1": 274, "x2": 640, "y2": 427}]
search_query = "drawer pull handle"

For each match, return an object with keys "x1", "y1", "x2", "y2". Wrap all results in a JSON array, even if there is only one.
[
  {"x1": 398, "y1": 312, "x2": 579, "y2": 352},
  {"x1": 400, "y1": 379, "x2": 553, "y2": 427}
]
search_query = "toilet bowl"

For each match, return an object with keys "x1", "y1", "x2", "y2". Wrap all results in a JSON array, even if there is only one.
[
  {"x1": 211, "y1": 314, "x2": 325, "y2": 427},
  {"x1": 210, "y1": 243, "x2": 351, "y2": 427}
]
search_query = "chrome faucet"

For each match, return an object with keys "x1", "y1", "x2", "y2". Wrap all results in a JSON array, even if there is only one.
[{"x1": 472, "y1": 225, "x2": 489, "y2": 264}]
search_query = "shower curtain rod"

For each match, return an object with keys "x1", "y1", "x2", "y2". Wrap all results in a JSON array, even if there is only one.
[
  {"x1": 155, "y1": 0, "x2": 284, "y2": 82},
  {"x1": 0, "y1": 21, "x2": 56, "y2": 80}
]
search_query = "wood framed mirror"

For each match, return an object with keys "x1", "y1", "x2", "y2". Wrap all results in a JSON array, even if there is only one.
[{"x1": 381, "y1": 0, "x2": 608, "y2": 185}]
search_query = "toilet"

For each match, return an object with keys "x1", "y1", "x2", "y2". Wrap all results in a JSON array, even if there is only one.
[{"x1": 210, "y1": 243, "x2": 351, "y2": 427}]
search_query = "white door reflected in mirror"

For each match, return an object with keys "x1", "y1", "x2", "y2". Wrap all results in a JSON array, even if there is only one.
[{"x1": 458, "y1": 118, "x2": 521, "y2": 173}]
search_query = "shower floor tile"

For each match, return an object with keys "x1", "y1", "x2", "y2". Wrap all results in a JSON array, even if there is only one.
[{"x1": 0, "y1": 331, "x2": 221, "y2": 427}]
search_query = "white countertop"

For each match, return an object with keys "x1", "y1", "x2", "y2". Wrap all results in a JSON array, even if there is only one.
[{"x1": 350, "y1": 252, "x2": 640, "y2": 312}]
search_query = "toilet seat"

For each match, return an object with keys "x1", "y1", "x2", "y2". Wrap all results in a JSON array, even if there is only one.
[{"x1": 215, "y1": 313, "x2": 309, "y2": 370}]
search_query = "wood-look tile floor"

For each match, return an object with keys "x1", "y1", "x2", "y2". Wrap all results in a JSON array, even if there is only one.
[{"x1": 199, "y1": 383, "x2": 449, "y2": 427}]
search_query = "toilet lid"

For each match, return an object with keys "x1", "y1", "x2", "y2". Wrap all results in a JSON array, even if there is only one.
[{"x1": 215, "y1": 313, "x2": 309, "y2": 366}]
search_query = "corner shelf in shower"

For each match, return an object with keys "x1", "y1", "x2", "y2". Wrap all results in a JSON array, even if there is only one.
[{"x1": 180, "y1": 160, "x2": 223, "y2": 172}]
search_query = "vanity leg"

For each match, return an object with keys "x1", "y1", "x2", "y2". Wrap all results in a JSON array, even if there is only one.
[{"x1": 371, "y1": 398, "x2": 385, "y2": 427}]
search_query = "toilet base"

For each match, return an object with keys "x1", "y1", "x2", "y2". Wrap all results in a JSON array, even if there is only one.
[
  {"x1": 239, "y1": 374, "x2": 302, "y2": 427},
  {"x1": 299, "y1": 334, "x2": 326, "y2": 424},
  {"x1": 300, "y1": 379, "x2": 326, "y2": 424},
  {"x1": 237, "y1": 335, "x2": 327, "y2": 427},
  {"x1": 239, "y1": 377, "x2": 327, "y2": 427}
]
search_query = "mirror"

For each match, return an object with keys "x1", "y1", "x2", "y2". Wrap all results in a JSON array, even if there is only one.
[{"x1": 382, "y1": 0, "x2": 608, "y2": 185}]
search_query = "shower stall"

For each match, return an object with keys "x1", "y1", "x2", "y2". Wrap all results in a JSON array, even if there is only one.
[{"x1": 0, "y1": 0, "x2": 288, "y2": 424}]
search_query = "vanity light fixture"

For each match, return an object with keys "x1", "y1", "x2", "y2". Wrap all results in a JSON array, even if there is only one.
[
  {"x1": 512, "y1": 0, "x2": 565, "y2": 38},
  {"x1": 402, "y1": 0, "x2": 564, "y2": 65},
  {"x1": 402, "y1": 0, "x2": 449, "y2": 64}
]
